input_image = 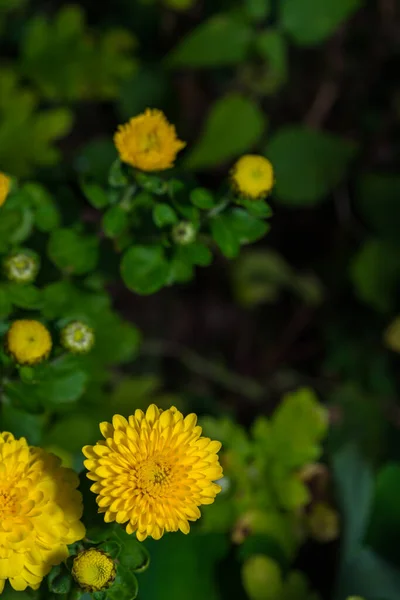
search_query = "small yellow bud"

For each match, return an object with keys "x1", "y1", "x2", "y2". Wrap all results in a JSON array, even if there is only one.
[
  {"x1": 61, "y1": 321, "x2": 95, "y2": 354},
  {"x1": 307, "y1": 502, "x2": 340, "y2": 543},
  {"x1": 72, "y1": 548, "x2": 116, "y2": 592},
  {"x1": 6, "y1": 320, "x2": 52, "y2": 365}
]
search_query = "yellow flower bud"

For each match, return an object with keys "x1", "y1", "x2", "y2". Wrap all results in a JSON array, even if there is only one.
[
  {"x1": 72, "y1": 548, "x2": 116, "y2": 592},
  {"x1": 6, "y1": 320, "x2": 52, "y2": 365}
]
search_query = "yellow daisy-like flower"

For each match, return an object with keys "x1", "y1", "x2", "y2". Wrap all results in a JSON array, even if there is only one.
[
  {"x1": 114, "y1": 109, "x2": 186, "y2": 171},
  {"x1": 72, "y1": 549, "x2": 116, "y2": 592},
  {"x1": 231, "y1": 155, "x2": 274, "y2": 199},
  {"x1": 6, "y1": 320, "x2": 52, "y2": 365},
  {"x1": 0, "y1": 432, "x2": 85, "y2": 593},
  {"x1": 0, "y1": 173, "x2": 11, "y2": 207},
  {"x1": 83, "y1": 405, "x2": 223, "y2": 541}
]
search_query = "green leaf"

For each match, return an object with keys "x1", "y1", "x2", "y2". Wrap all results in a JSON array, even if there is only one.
[
  {"x1": 280, "y1": 0, "x2": 362, "y2": 46},
  {"x1": 228, "y1": 208, "x2": 270, "y2": 243},
  {"x1": 1, "y1": 404, "x2": 45, "y2": 445},
  {"x1": 8, "y1": 284, "x2": 43, "y2": 310},
  {"x1": 332, "y1": 444, "x2": 373, "y2": 560},
  {"x1": 139, "y1": 533, "x2": 228, "y2": 600},
  {"x1": 153, "y1": 203, "x2": 178, "y2": 227},
  {"x1": 48, "y1": 564, "x2": 72, "y2": 594},
  {"x1": 335, "y1": 547, "x2": 400, "y2": 600},
  {"x1": 271, "y1": 387, "x2": 328, "y2": 469},
  {"x1": 349, "y1": 239, "x2": 400, "y2": 312},
  {"x1": 256, "y1": 29, "x2": 288, "y2": 94},
  {"x1": 366, "y1": 464, "x2": 400, "y2": 566},
  {"x1": 0, "y1": 285, "x2": 12, "y2": 318},
  {"x1": 356, "y1": 173, "x2": 400, "y2": 243},
  {"x1": 210, "y1": 215, "x2": 240, "y2": 259},
  {"x1": 108, "y1": 566, "x2": 138, "y2": 600},
  {"x1": 190, "y1": 188, "x2": 216, "y2": 209},
  {"x1": 81, "y1": 180, "x2": 109, "y2": 209},
  {"x1": 186, "y1": 94, "x2": 265, "y2": 170},
  {"x1": 113, "y1": 528, "x2": 150, "y2": 572},
  {"x1": 184, "y1": 242, "x2": 213, "y2": 266},
  {"x1": 23, "y1": 182, "x2": 61, "y2": 231},
  {"x1": 267, "y1": 126, "x2": 356, "y2": 205},
  {"x1": 48, "y1": 228, "x2": 99, "y2": 275},
  {"x1": 120, "y1": 245, "x2": 170, "y2": 295},
  {"x1": 167, "y1": 15, "x2": 251, "y2": 67},
  {"x1": 102, "y1": 206, "x2": 129, "y2": 238},
  {"x1": 242, "y1": 555, "x2": 283, "y2": 600},
  {"x1": 108, "y1": 159, "x2": 128, "y2": 187},
  {"x1": 239, "y1": 199, "x2": 273, "y2": 218},
  {"x1": 245, "y1": 0, "x2": 271, "y2": 21}
]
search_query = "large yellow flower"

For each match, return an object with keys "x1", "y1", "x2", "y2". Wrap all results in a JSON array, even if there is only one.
[
  {"x1": 6, "y1": 320, "x2": 52, "y2": 365},
  {"x1": 83, "y1": 405, "x2": 223, "y2": 541},
  {"x1": 231, "y1": 155, "x2": 274, "y2": 199},
  {"x1": 0, "y1": 432, "x2": 85, "y2": 593},
  {"x1": 0, "y1": 173, "x2": 10, "y2": 207},
  {"x1": 114, "y1": 109, "x2": 186, "y2": 171}
]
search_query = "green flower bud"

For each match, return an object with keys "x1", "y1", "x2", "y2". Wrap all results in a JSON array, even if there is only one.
[
  {"x1": 242, "y1": 555, "x2": 283, "y2": 600},
  {"x1": 172, "y1": 221, "x2": 196, "y2": 245},
  {"x1": 61, "y1": 321, "x2": 95, "y2": 354},
  {"x1": 4, "y1": 250, "x2": 40, "y2": 283}
]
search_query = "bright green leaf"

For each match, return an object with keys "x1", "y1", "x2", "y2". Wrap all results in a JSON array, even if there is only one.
[
  {"x1": 186, "y1": 94, "x2": 266, "y2": 170},
  {"x1": 120, "y1": 245, "x2": 170, "y2": 295}
]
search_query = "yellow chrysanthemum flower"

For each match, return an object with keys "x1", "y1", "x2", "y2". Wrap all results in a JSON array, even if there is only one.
[
  {"x1": 72, "y1": 549, "x2": 116, "y2": 592},
  {"x1": 6, "y1": 320, "x2": 52, "y2": 365},
  {"x1": 231, "y1": 155, "x2": 274, "y2": 199},
  {"x1": 0, "y1": 432, "x2": 85, "y2": 593},
  {"x1": 114, "y1": 109, "x2": 186, "y2": 171},
  {"x1": 83, "y1": 405, "x2": 223, "y2": 541},
  {"x1": 0, "y1": 173, "x2": 11, "y2": 207}
]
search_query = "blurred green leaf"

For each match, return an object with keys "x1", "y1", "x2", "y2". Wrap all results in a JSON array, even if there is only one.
[
  {"x1": 280, "y1": 0, "x2": 362, "y2": 46},
  {"x1": 267, "y1": 126, "x2": 356, "y2": 205},
  {"x1": 211, "y1": 215, "x2": 240, "y2": 259},
  {"x1": 48, "y1": 228, "x2": 99, "y2": 275},
  {"x1": 186, "y1": 94, "x2": 265, "y2": 169},
  {"x1": 190, "y1": 188, "x2": 216, "y2": 209},
  {"x1": 332, "y1": 444, "x2": 373, "y2": 560},
  {"x1": 121, "y1": 245, "x2": 170, "y2": 294},
  {"x1": 356, "y1": 174, "x2": 400, "y2": 243},
  {"x1": 103, "y1": 206, "x2": 129, "y2": 237},
  {"x1": 366, "y1": 464, "x2": 400, "y2": 567},
  {"x1": 168, "y1": 15, "x2": 251, "y2": 67},
  {"x1": 153, "y1": 203, "x2": 178, "y2": 227},
  {"x1": 245, "y1": 0, "x2": 271, "y2": 21},
  {"x1": 139, "y1": 533, "x2": 228, "y2": 600},
  {"x1": 8, "y1": 284, "x2": 43, "y2": 310},
  {"x1": 256, "y1": 30, "x2": 288, "y2": 94},
  {"x1": 81, "y1": 181, "x2": 109, "y2": 209},
  {"x1": 349, "y1": 239, "x2": 400, "y2": 312}
]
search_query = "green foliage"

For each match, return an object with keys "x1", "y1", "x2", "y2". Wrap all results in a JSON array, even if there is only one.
[
  {"x1": 0, "y1": 69, "x2": 73, "y2": 176},
  {"x1": 167, "y1": 15, "x2": 252, "y2": 67},
  {"x1": 186, "y1": 94, "x2": 266, "y2": 170},
  {"x1": 266, "y1": 126, "x2": 357, "y2": 205},
  {"x1": 19, "y1": 5, "x2": 137, "y2": 101},
  {"x1": 280, "y1": 0, "x2": 363, "y2": 46}
]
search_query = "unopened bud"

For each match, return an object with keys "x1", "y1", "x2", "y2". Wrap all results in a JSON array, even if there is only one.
[
  {"x1": 4, "y1": 250, "x2": 40, "y2": 283},
  {"x1": 171, "y1": 221, "x2": 196, "y2": 245},
  {"x1": 61, "y1": 321, "x2": 94, "y2": 354},
  {"x1": 242, "y1": 555, "x2": 283, "y2": 600},
  {"x1": 72, "y1": 548, "x2": 116, "y2": 592},
  {"x1": 307, "y1": 502, "x2": 339, "y2": 543}
]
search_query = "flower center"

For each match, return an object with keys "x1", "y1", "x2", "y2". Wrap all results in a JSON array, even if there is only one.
[
  {"x1": 140, "y1": 130, "x2": 160, "y2": 153},
  {"x1": 0, "y1": 486, "x2": 18, "y2": 517},
  {"x1": 137, "y1": 457, "x2": 172, "y2": 492}
]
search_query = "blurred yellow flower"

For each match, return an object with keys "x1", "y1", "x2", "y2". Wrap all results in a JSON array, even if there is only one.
[
  {"x1": 0, "y1": 432, "x2": 85, "y2": 593},
  {"x1": 114, "y1": 109, "x2": 186, "y2": 171},
  {"x1": 384, "y1": 316, "x2": 400, "y2": 353},
  {"x1": 6, "y1": 320, "x2": 52, "y2": 365},
  {"x1": 83, "y1": 404, "x2": 223, "y2": 541},
  {"x1": 72, "y1": 548, "x2": 115, "y2": 592},
  {"x1": 0, "y1": 173, "x2": 10, "y2": 207},
  {"x1": 231, "y1": 155, "x2": 274, "y2": 199}
]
